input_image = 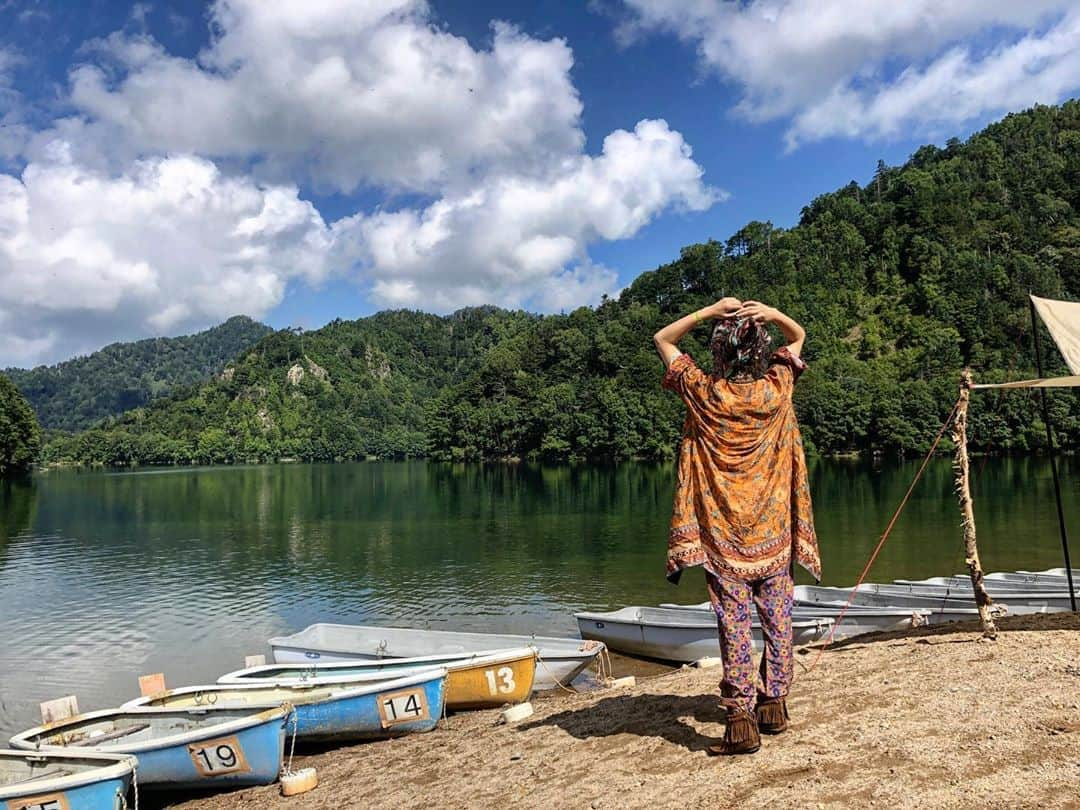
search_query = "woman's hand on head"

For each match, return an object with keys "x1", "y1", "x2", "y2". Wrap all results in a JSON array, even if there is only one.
[
  {"x1": 734, "y1": 301, "x2": 776, "y2": 323},
  {"x1": 709, "y1": 297, "x2": 742, "y2": 318}
]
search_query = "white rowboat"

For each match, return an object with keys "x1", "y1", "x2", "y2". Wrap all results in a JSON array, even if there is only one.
[
  {"x1": 270, "y1": 624, "x2": 602, "y2": 690},
  {"x1": 984, "y1": 571, "x2": 1071, "y2": 586},
  {"x1": 794, "y1": 584, "x2": 1064, "y2": 615},
  {"x1": 865, "y1": 582, "x2": 1074, "y2": 611},
  {"x1": 573, "y1": 606, "x2": 832, "y2": 663},
  {"x1": 658, "y1": 602, "x2": 932, "y2": 639},
  {"x1": 897, "y1": 576, "x2": 1069, "y2": 593}
]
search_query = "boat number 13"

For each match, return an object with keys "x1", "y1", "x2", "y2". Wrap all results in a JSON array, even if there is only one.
[
  {"x1": 188, "y1": 735, "x2": 249, "y2": 777},
  {"x1": 484, "y1": 666, "x2": 516, "y2": 695}
]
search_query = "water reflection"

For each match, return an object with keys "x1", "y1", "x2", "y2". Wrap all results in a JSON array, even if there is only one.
[
  {"x1": 0, "y1": 476, "x2": 36, "y2": 566},
  {"x1": 0, "y1": 458, "x2": 1074, "y2": 736}
]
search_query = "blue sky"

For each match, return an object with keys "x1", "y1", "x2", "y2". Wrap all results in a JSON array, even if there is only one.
[{"x1": 0, "y1": 1, "x2": 1077, "y2": 365}]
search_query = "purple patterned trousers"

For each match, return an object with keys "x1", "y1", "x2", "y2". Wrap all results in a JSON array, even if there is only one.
[{"x1": 705, "y1": 570, "x2": 794, "y2": 713}]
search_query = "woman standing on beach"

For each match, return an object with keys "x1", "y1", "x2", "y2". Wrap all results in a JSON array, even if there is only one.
[{"x1": 654, "y1": 297, "x2": 821, "y2": 756}]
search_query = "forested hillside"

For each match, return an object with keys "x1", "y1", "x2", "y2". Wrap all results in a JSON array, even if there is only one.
[
  {"x1": 44, "y1": 102, "x2": 1080, "y2": 466},
  {"x1": 6, "y1": 316, "x2": 272, "y2": 431}
]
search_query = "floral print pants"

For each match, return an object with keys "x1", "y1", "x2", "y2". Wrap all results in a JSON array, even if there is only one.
[{"x1": 705, "y1": 570, "x2": 794, "y2": 713}]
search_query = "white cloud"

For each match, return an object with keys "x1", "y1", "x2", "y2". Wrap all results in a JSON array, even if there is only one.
[
  {"x1": 334, "y1": 119, "x2": 718, "y2": 311},
  {"x1": 785, "y1": 13, "x2": 1080, "y2": 147},
  {"x1": 67, "y1": 0, "x2": 585, "y2": 195},
  {"x1": 0, "y1": 1, "x2": 719, "y2": 366},
  {"x1": 617, "y1": 0, "x2": 1080, "y2": 147},
  {"x1": 0, "y1": 146, "x2": 333, "y2": 365}
]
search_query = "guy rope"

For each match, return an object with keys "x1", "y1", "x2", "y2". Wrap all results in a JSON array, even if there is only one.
[{"x1": 804, "y1": 389, "x2": 986, "y2": 673}]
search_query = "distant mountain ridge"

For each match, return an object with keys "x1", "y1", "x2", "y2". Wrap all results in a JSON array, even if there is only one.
[
  {"x1": 40, "y1": 102, "x2": 1080, "y2": 465},
  {"x1": 6, "y1": 316, "x2": 273, "y2": 431}
]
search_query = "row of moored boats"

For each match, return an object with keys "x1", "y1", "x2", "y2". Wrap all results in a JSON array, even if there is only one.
[
  {"x1": 573, "y1": 567, "x2": 1076, "y2": 663},
  {"x1": 0, "y1": 627, "x2": 606, "y2": 807},
  {"x1": 3, "y1": 567, "x2": 1072, "y2": 806}
]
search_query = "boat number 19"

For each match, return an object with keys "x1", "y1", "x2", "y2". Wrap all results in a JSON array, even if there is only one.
[
  {"x1": 483, "y1": 666, "x2": 516, "y2": 696},
  {"x1": 188, "y1": 735, "x2": 250, "y2": 777},
  {"x1": 7, "y1": 793, "x2": 69, "y2": 810}
]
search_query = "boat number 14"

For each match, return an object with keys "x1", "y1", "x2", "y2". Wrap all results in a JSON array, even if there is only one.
[
  {"x1": 483, "y1": 666, "x2": 516, "y2": 696},
  {"x1": 378, "y1": 688, "x2": 431, "y2": 727}
]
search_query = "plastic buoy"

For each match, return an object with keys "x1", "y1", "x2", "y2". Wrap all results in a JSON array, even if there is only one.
[
  {"x1": 280, "y1": 767, "x2": 318, "y2": 796},
  {"x1": 693, "y1": 657, "x2": 723, "y2": 669},
  {"x1": 609, "y1": 676, "x2": 636, "y2": 688},
  {"x1": 500, "y1": 702, "x2": 534, "y2": 724}
]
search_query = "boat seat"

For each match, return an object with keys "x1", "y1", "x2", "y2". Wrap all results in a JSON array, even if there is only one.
[
  {"x1": 8, "y1": 768, "x2": 73, "y2": 785},
  {"x1": 68, "y1": 723, "x2": 151, "y2": 747}
]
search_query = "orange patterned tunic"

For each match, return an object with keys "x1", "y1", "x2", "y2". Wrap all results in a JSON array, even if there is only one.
[{"x1": 662, "y1": 349, "x2": 821, "y2": 584}]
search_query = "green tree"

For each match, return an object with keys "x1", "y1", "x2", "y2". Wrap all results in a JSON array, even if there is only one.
[{"x1": 0, "y1": 374, "x2": 42, "y2": 475}]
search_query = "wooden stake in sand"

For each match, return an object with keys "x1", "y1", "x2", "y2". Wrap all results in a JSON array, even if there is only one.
[{"x1": 952, "y1": 369, "x2": 998, "y2": 639}]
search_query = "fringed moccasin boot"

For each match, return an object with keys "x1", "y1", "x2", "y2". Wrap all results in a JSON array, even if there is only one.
[
  {"x1": 755, "y1": 695, "x2": 789, "y2": 735},
  {"x1": 707, "y1": 705, "x2": 760, "y2": 756}
]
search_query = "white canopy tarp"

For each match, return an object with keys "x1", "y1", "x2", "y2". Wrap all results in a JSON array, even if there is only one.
[
  {"x1": 1033, "y1": 295, "x2": 1080, "y2": 374},
  {"x1": 973, "y1": 295, "x2": 1080, "y2": 390}
]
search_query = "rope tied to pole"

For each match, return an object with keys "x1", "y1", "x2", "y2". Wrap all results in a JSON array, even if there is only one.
[{"x1": 803, "y1": 396, "x2": 963, "y2": 674}]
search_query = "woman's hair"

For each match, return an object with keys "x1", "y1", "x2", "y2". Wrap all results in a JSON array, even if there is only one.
[{"x1": 710, "y1": 316, "x2": 773, "y2": 380}]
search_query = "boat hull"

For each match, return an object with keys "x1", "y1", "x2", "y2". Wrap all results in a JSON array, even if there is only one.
[
  {"x1": 794, "y1": 585, "x2": 1066, "y2": 615},
  {"x1": 9, "y1": 707, "x2": 288, "y2": 791},
  {"x1": 986, "y1": 572, "x2": 1070, "y2": 587},
  {"x1": 270, "y1": 625, "x2": 599, "y2": 690},
  {"x1": 898, "y1": 576, "x2": 1072, "y2": 594},
  {"x1": 658, "y1": 602, "x2": 928, "y2": 639},
  {"x1": 220, "y1": 649, "x2": 536, "y2": 711},
  {"x1": 854, "y1": 583, "x2": 1072, "y2": 612},
  {"x1": 126, "y1": 671, "x2": 447, "y2": 742},
  {"x1": 444, "y1": 655, "x2": 534, "y2": 709},
  {"x1": 0, "y1": 750, "x2": 135, "y2": 810},
  {"x1": 574, "y1": 608, "x2": 831, "y2": 663}
]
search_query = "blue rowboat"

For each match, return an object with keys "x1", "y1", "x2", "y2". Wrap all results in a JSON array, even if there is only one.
[
  {"x1": 0, "y1": 749, "x2": 136, "y2": 810},
  {"x1": 122, "y1": 669, "x2": 448, "y2": 743},
  {"x1": 9, "y1": 705, "x2": 289, "y2": 791}
]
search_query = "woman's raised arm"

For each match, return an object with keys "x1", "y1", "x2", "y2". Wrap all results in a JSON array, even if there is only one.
[{"x1": 653, "y1": 297, "x2": 742, "y2": 368}]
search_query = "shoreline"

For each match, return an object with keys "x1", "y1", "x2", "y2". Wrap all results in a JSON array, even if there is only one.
[
  {"x1": 32, "y1": 446, "x2": 1080, "y2": 473},
  {"x1": 158, "y1": 612, "x2": 1079, "y2": 810}
]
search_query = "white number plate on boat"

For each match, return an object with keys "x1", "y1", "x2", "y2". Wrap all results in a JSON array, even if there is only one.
[
  {"x1": 484, "y1": 666, "x2": 517, "y2": 695},
  {"x1": 377, "y1": 688, "x2": 430, "y2": 727},
  {"x1": 188, "y1": 735, "x2": 251, "y2": 777},
  {"x1": 7, "y1": 793, "x2": 69, "y2": 810}
]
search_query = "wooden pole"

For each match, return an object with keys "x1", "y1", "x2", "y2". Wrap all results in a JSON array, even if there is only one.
[
  {"x1": 1029, "y1": 297, "x2": 1077, "y2": 611},
  {"x1": 952, "y1": 369, "x2": 998, "y2": 639}
]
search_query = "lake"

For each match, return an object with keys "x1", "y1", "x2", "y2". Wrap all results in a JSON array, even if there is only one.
[{"x1": 0, "y1": 457, "x2": 1075, "y2": 736}]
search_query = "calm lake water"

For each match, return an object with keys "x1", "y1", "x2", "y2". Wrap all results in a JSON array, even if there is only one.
[{"x1": 0, "y1": 458, "x2": 1075, "y2": 736}]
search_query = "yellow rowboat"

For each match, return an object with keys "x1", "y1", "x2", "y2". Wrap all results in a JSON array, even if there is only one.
[{"x1": 219, "y1": 647, "x2": 537, "y2": 711}]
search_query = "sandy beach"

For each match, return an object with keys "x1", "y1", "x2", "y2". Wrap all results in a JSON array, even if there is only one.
[{"x1": 155, "y1": 612, "x2": 1080, "y2": 810}]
